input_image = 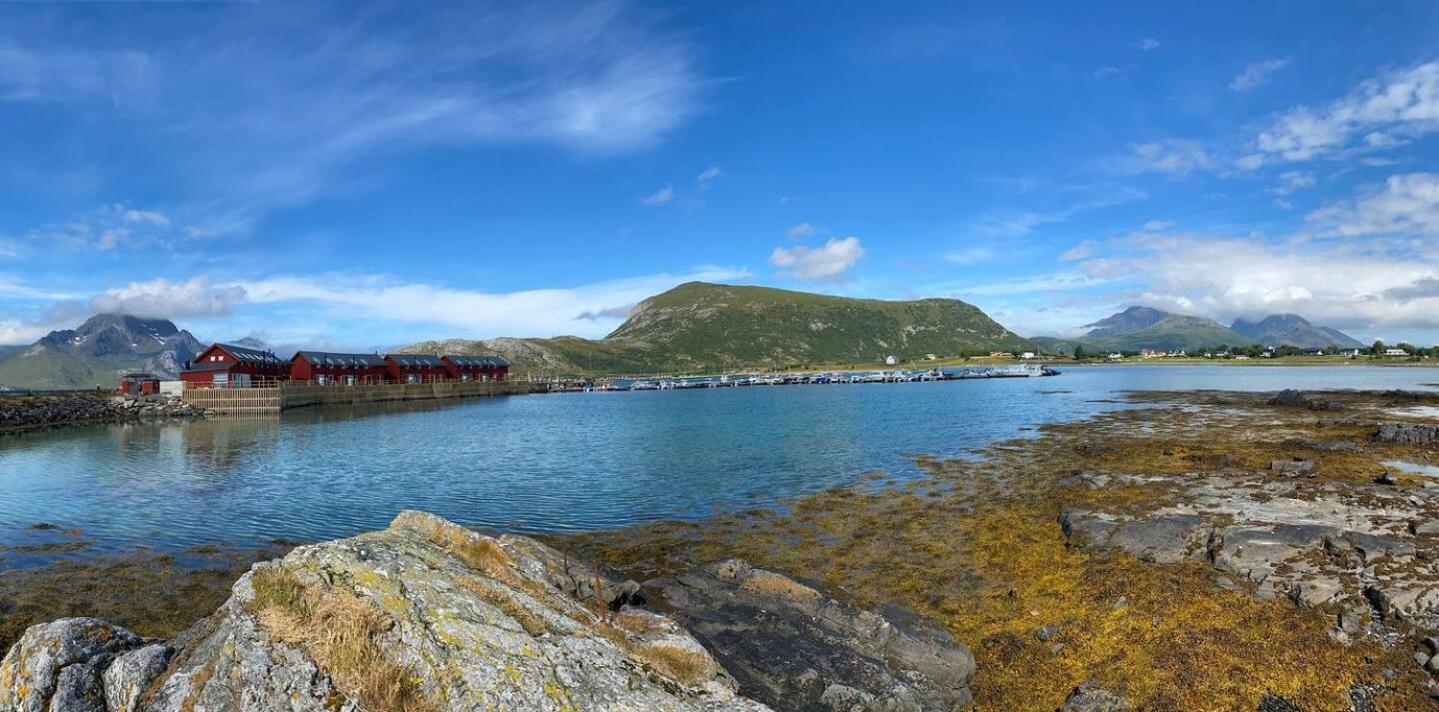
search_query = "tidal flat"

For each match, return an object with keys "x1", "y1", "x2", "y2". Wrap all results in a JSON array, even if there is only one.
[{"x1": 6, "y1": 387, "x2": 1439, "y2": 709}]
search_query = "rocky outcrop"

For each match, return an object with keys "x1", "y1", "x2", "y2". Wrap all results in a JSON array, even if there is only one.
[
  {"x1": 649, "y1": 559, "x2": 975, "y2": 711},
  {"x1": 1058, "y1": 680, "x2": 1131, "y2": 711},
  {"x1": 1376, "y1": 422, "x2": 1439, "y2": 446},
  {"x1": 0, "y1": 394, "x2": 201, "y2": 433},
  {"x1": 2, "y1": 512, "x2": 972, "y2": 711}
]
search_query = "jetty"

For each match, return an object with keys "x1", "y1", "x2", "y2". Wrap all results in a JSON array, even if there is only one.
[
  {"x1": 181, "y1": 379, "x2": 541, "y2": 415},
  {"x1": 584, "y1": 364, "x2": 1059, "y2": 392}
]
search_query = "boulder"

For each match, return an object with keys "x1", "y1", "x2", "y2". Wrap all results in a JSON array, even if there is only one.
[
  {"x1": 648, "y1": 558, "x2": 975, "y2": 711},
  {"x1": 1270, "y1": 459, "x2": 1316, "y2": 476},
  {"x1": 3, "y1": 511, "x2": 771, "y2": 712},
  {"x1": 1058, "y1": 681, "x2": 1130, "y2": 711},
  {"x1": 1376, "y1": 423, "x2": 1439, "y2": 446}
]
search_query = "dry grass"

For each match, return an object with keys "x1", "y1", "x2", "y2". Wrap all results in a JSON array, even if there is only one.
[
  {"x1": 457, "y1": 578, "x2": 550, "y2": 636},
  {"x1": 632, "y1": 644, "x2": 715, "y2": 688},
  {"x1": 247, "y1": 567, "x2": 434, "y2": 712}
]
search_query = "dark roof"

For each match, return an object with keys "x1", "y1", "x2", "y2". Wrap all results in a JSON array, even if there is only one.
[
  {"x1": 294, "y1": 351, "x2": 388, "y2": 368},
  {"x1": 443, "y1": 355, "x2": 509, "y2": 368},
  {"x1": 386, "y1": 354, "x2": 446, "y2": 368},
  {"x1": 214, "y1": 343, "x2": 286, "y2": 365},
  {"x1": 182, "y1": 361, "x2": 235, "y2": 373},
  {"x1": 121, "y1": 372, "x2": 158, "y2": 379}
]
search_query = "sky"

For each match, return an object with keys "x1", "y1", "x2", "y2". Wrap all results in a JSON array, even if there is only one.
[{"x1": 2, "y1": 1, "x2": 1439, "y2": 350}]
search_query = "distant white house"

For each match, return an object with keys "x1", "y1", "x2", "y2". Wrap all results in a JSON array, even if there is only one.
[
  {"x1": 1339, "y1": 349, "x2": 1361, "y2": 358},
  {"x1": 924, "y1": 353, "x2": 938, "y2": 361},
  {"x1": 1107, "y1": 353, "x2": 1123, "y2": 360},
  {"x1": 1385, "y1": 348, "x2": 1410, "y2": 357},
  {"x1": 884, "y1": 355, "x2": 898, "y2": 366},
  {"x1": 1019, "y1": 352, "x2": 1036, "y2": 360}
]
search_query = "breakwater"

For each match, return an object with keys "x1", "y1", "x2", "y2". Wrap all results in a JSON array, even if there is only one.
[
  {"x1": 180, "y1": 379, "x2": 540, "y2": 414},
  {"x1": 1, "y1": 394, "x2": 200, "y2": 433}
]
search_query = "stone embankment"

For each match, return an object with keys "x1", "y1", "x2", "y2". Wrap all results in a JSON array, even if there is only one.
[
  {"x1": 0, "y1": 394, "x2": 204, "y2": 432},
  {"x1": 0, "y1": 511, "x2": 974, "y2": 711}
]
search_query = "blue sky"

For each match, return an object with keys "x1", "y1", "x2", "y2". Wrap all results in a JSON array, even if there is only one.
[{"x1": 2, "y1": 1, "x2": 1438, "y2": 349}]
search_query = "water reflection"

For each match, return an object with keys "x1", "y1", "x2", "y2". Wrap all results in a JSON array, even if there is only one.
[{"x1": 1, "y1": 365, "x2": 1435, "y2": 554}]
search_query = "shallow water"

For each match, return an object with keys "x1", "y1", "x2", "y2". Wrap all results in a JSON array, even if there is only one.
[{"x1": 2, "y1": 365, "x2": 1436, "y2": 553}]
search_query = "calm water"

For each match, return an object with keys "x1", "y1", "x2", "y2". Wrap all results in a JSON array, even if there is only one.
[{"x1": 2, "y1": 365, "x2": 1435, "y2": 555}]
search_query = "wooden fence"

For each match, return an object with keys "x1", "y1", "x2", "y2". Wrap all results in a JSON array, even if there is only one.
[{"x1": 181, "y1": 380, "x2": 538, "y2": 414}]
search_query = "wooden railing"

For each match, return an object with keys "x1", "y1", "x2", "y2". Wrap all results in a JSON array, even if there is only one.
[{"x1": 181, "y1": 380, "x2": 536, "y2": 414}]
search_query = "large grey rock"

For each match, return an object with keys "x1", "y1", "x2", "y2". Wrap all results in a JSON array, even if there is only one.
[
  {"x1": 4, "y1": 512, "x2": 771, "y2": 712},
  {"x1": 648, "y1": 559, "x2": 975, "y2": 711},
  {"x1": 1060, "y1": 510, "x2": 1210, "y2": 565},
  {"x1": 0, "y1": 618, "x2": 147, "y2": 712},
  {"x1": 1376, "y1": 423, "x2": 1439, "y2": 445}
]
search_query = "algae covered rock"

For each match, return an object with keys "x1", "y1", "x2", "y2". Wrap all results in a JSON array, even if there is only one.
[
  {"x1": 3, "y1": 511, "x2": 770, "y2": 711},
  {"x1": 649, "y1": 558, "x2": 976, "y2": 710}
]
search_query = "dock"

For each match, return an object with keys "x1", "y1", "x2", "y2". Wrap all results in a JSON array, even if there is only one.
[{"x1": 181, "y1": 380, "x2": 541, "y2": 415}]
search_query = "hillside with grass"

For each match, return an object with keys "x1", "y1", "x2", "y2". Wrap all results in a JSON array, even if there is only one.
[{"x1": 402, "y1": 282, "x2": 1033, "y2": 374}]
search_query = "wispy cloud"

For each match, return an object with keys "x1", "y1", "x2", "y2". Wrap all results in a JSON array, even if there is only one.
[
  {"x1": 1230, "y1": 58, "x2": 1289, "y2": 92},
  {"x1": 1247, "y1": 60, "x2": 1439, "y2": 165},
  {"x1": 944, "y1": 246, "x2": 996, "y2": 265},
  {"x1": 786, "y1": 222, "x2": 815, "y2": 239},
  {"x1": 1137, "y1": 38, "x2": 1160, "y2": 51},
  {"x1": 641, "y1": 186, "x2": 674, "y2": 206},
  {"x1": 1267, "y1": 170, "x2": 1315, "y2": 196},
  {"x1": 0, "y1": 1, "x2": 705, "y2": 234},
  {"x1": 90, "y1": 277, "x2": 246, "y2": 318},
  {"x1": 695, "y1": 165, "x2": 722, "y2": 190},
  {"x1": 1127, "y1": 140, "x2": 1210, "y2": 176}
]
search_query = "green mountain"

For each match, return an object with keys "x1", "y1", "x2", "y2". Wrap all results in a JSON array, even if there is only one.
[
  {"x1": 0, "y1": 314, "x2": 205, "y2": 390},
  {"x1": 1036, "y1": 306, "x2": 1255, "y2": 352},
  {"x1": 1230, "y1": 314, "x2": 1363, "y2": 349},
  {"x1": 402, "y1": 282, "x2": 1032, "y2": 374}
]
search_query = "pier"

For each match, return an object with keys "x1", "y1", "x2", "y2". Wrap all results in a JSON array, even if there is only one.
[{"x1": 181, "y1": 379, "x2": 541, "y2": 414}]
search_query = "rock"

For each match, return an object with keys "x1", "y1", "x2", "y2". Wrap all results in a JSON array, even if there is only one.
[
  {"x1": 0, "y1": 617, "x2": 146, "y2": 712},
  {"x1": 1270, "y1": 459, "x2": 1316, "y2": 476},
  {"x1": 647, "y1": 558, "x2": 975, "y2": 711},
  {"x1": 1375, "y1": 472, "x2": 1398, "y2": 485},
  {"x1": 1415, "y1": 650, "x2": 1430, "y2": 668},
  {"x1": 1269, "y1": 390, "x2": 1310, "y2": 408},
  {"x1": 1376, "y1": 423, "x2": 1439, "y2": 445},
  {"x1": 4, "y1": 512, "x2": 771, "y2": 712},
  {"x1": 103, "y1": 644, "x2": 174, "y2": 712},
  {"x1": 1058, "y1": 680, "x2": 1130, "y2": 711},
  {"x1": 1060, "y1": 510, "x2": 1209, "y2": 565},
  {"x1": 1036, "y1": 624, "x2": 1060, "y2": 642},
  {"x1": 1254, "y1": 693, "x2": 1304, "y2": 712}
]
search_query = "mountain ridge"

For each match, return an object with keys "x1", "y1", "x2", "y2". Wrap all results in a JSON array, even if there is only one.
[
  {"x1": 0, "y1": 314, "x2": 205, "y2": 390},
  {"x1": 1033, "y1": 306, "x2": 1364, "y2": 353},
  {"x1": 402, "y1": 281, "x2": 1034, "y2": 374}
]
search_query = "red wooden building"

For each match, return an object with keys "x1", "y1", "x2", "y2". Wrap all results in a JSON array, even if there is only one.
[
  {"x1": 441, "y1": 355, "x2": 509, "y2": 382},
  {"x1": 385, "y1": 354, "x2": 448, "y2": 383},
  {"x1": 180, "y1": 343, "x2": 289, "y2": 388},
  {"x1": 119, "y1": 373, "x2": 160, "y2": 396},
  {"x1": 291, "y1": 351, "x2": 389, "y2": 385}
]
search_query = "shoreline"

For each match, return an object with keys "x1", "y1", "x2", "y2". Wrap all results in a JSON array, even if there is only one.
[{"x1": 6, "y1": 387, "x2": 1439, "y2": 706}]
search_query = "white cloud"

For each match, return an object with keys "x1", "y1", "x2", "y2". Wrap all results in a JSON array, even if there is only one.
[
  {"x1": 943, "y1": 271, "x2": 1112, "y2": 297},
  {"x1": 1093, "y1": 66, "x2": 1121, "y2": 80},
  {"x1": 786, "y1": 222, "x2": 815, "y2": 239},
  {"x1": 1230, "y1": 58, "x2": 1289, "y2": 92},
  {"x1": 90, "y1": 277, "x2": 247, "y2": 319},
  {"x1": 28, "y1": 203, "x2": 203, "y2": 251},
  {"x1": 945, "y1": 246, "x2": 995, "y2": 265},
  {"x1": 231, "y1": 266, "x2": 750, "y2": 340},
  {"x1": 1059, "y1": 241, "x2": 1097, "y2": 261},
  {"x1": 1142, "y1": 220, "x2": 1174, "y2": 231},
  {"x1": 1251, "y1": 61, "x2": 1439, "y2": 163},
  {"x1": 1308, "y1": 172, "x2": 1439, "y2": 237},
  {"x1": 1128, "y1": 140, "x2": 1210, "y2": 176},
  {"x1": 2, "y1": 3, "x2": 705, "y2": 234},
  {"x1": 1267, "y1": 170, "x2": 1315, "y2": 196},
  {"x1": 695, "y1": 165, "x2": 722, "y2": 190},
  {"x1": 641, "y1": 186, "x2": 674, "y2": 205},
  {"x1": 1137, "y1": 38, "x2": 1160, "y2": 51},
  {"x1": 769, "y1": 237, "x2": 865, "y2": 281},
  {"x1": 1072, "y1": 232, "x2": 1439, "y2": 331}
]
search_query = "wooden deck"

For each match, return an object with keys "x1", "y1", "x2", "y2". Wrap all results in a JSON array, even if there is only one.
[{"x1": 181, "y1": 380, "x2": 539, "y2": 414}]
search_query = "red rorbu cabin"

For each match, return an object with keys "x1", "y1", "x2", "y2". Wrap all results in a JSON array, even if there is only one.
[
  {"x1": 180, "y1": 343, "x2": 289, "y2": 388},
  {"x1": 385, "y1": 354, "x2": 448, "y2": 383},
  {"x1": 290, "y1": 351, "x2": 389, "y2": 385},
  {"x1": 441, "y1": 355, "x2": 509, "y2": 382},
  {"x1": 119, "y1": 373, "x2": 160, "y2": 396}
]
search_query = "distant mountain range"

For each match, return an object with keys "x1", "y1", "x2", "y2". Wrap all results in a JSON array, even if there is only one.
[
  {"x1": 0, "y1": 314, "x2": 206, "y2": 390},
  {"x1": 1031, "y1": 306, "x2": 1362, "y2": 353},
  {"x1": 401, "y1": 281, "x2": 1034, "y2": 374}
]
